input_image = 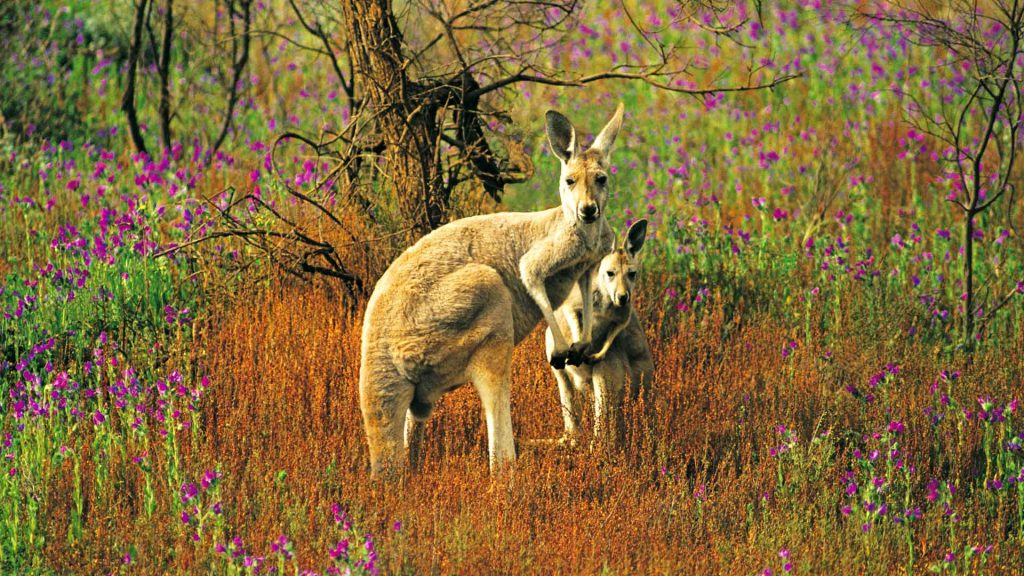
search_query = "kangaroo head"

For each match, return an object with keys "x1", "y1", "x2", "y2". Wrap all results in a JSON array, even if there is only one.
[
  {"x1": 545, "y1": 103, "x2": 625, "y2": 225},
  {"x1": 597, "y1": 219, "x2": 648, "y2": 308}
]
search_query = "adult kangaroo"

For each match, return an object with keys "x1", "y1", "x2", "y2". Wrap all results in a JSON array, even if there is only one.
[{"x1": 359, "y1": 104, "x2": 625, "y2": 476}]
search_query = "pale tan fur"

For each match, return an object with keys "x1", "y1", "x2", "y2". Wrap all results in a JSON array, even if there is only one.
[
  {"x1": 543, "y1": 219, "x2": 654, "y2": 447},
  {"x1": 359, "y1": 105, "x2": 625, "y2": 476}
]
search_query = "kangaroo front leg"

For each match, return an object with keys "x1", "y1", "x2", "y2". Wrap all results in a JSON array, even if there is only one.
[
  {"x1": 578, "y1": 273, "x2": 594, "y2": 343},
  {"x1": 558, "y1": 307, "x2": 590, "y2": 368},
  {"x1": 561, "y1": 307, "x2": 593, "y2": 364},
  {"x1": 520, "y1": 245, "x2": 576, "y2": 368},
  {"x1": 562, "y1": 273, "x2": 594, "y2": 366}
]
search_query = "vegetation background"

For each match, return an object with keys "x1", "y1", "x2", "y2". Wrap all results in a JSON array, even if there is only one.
[{"x1": 1, "y1": 0, "x2": 1024, "y2": 573}]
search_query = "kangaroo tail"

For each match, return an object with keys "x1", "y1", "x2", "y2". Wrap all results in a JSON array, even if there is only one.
[{"x1": 409, "y1": 396, "x2": 434, "y2": 420}]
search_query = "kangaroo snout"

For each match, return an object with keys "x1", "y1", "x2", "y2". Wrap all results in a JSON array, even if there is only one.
[
  {"x1": 616, "y1": 292, "x2": 630, "y2": 307},
  {"x1": 579, "y1": 203, "x2": 599, "y2": 222}
]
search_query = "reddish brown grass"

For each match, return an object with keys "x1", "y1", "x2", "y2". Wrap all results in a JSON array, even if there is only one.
[{"x1": 108, "y1": 278, "x2": 1017, "y2": 575}]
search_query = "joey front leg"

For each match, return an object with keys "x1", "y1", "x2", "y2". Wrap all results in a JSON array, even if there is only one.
[{"x1": 585, "y1": 319, "x2": 628, "y2": 364}]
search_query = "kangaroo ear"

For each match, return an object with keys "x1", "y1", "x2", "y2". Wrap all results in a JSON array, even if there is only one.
[
  {"x1": 624, "y1": 219, "x2": 648, "y2": 256},
  {"x1": 589, "y1": 102, "x2": 625, "y2": 161},
  {"x1": 546, "y1": 110, "x2": 578, "y2": 163}
]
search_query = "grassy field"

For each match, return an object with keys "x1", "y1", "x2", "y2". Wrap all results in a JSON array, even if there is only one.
[{"x1": 2, "y1": 1, "x2": 1024, "y2": 574}]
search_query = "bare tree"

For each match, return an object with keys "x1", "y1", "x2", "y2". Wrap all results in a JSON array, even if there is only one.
[
  {"x1": 864, "y1": 1, "x2": 1024, "y2": 346},
  {"x1": 154, "y1": 0, "x2": 174, "y2": 148},
  {"x1": 122, "y1": 0, "x2": 175, "y2": 153},
  {"x1": 121, "y1": 0, "x2": 254, "y2": 157}
]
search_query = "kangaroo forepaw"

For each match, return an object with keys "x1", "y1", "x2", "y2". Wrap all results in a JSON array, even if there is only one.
[
  {"x1": 550, "y1": 351, "x2": 569, "y2": 369},
  {"x1": 566, "y1": 342, "x2": 589, "y2": 366},
  {"x1": 583, "y1": 353, "x2": 604, "y2": 365}
]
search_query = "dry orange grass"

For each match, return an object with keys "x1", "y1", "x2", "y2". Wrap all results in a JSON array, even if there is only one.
[
  {"x1": 28, "y1": 273, "x2": 1024, "y2": 574},
  {"x1": 149, "y1": 277, "x2": 1023, "y2": 575}
]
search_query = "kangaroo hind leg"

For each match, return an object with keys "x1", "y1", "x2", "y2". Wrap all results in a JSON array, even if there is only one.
[
  {"x1": 592, "y1": 355, "x2": 627, "y2": 449},
  {"x1": 470, "y1": 342, "x2": 515, "y2": 472},
  {"x1": 359, "y1": 357, "x2": 415, "y2": 478},
  {"x1": 405, "y1": 409, "x2": 426, "y2": 470},
  {"x1": 464, "y1": 269, "x2": 516, "y2": 473}
]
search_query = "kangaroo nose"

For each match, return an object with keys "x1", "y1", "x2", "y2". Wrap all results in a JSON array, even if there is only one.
[
  {"x1": 617, "y1": 293, "x2": 630, "y2": 306},
  {"x1": 580, "y1": 203, "x2": 598, "y2": 220}
]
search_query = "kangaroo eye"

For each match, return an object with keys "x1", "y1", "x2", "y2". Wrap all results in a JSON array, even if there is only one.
[
  {"x1": 628, "y1": 271, "x2": 637, "y2": 280},
  {"x1": 596, "y1": 174, "x2": 607, "y2": 185},
  {"x1": 565, "y1": 178, "x2": 576, "y2": 187},
  {"x1": 606, "y1": 270, "x2": 615, "y2": 277}
]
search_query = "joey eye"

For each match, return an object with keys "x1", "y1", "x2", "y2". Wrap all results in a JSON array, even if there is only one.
[
  {"x1": 565, "y1": 178, "x2": 576, "y2": 187},
  {"x1": 606, "y1": 270, "x2": 615, "y2": 277},
  {"x1": 595, "y1": 174, "x2": 607, "y2": 185}
]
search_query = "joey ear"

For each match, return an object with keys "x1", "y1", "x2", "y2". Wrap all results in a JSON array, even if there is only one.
[
  {"x1": 546, "y1": 110, "x2": 578, "y2": 163},
  {"x1": 589, "y1": 102, "x2": 625, "y2": 161},
  {"x1": 623, "y1": 219, "x2": 648, "y2": 256}
]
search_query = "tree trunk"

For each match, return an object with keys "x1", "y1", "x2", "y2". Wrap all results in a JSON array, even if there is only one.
[
  {"x1": 341, "y1": 0, "x2": 447, "y2": 232},
  {"x1": 157, "y1": 0, "x2": 174, "y2": 149},
  {"x1": 963, "y1": 211, "x2": 975, "y2": 346},
  {"x1": 211, "y1": 0, "x2": 252, "y2": 156},
  {"x1": 122, "y1": 0, "x2": 150, "y2": 156}
]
